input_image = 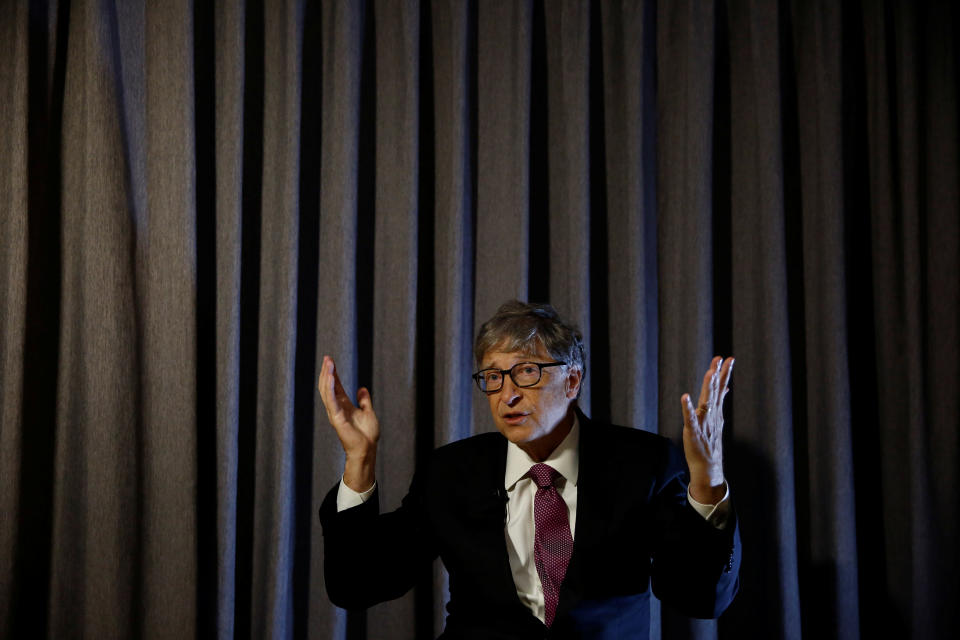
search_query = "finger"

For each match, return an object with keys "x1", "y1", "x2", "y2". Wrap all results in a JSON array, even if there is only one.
[
  {"x1": 697, "y1": 356, "x2": 721, "y2": 410},
  {"x1": 717, "y1": 357, "x2": 735, "y2": 399},
  {"x1": 706, "y1": 358, "x2": 720, "y2": 436},
  {"x1": 696, "y1": 364, "x2": 714, "y2": 409},
  {"x1": 319, "y1": 360, "x2": 344, "y2": 420},
  {"x1": 318, "y1": 356, "x2": 334, "y2": 405},
  {"x1": 707, "y1": 357, "x2": 723, "y2": 410},
  {"x1": 681, "y1": 393, "x2": 699, "y2": 431},
  {"x1": 324, "y1": 358, "x2": 355, "y2": 423}
]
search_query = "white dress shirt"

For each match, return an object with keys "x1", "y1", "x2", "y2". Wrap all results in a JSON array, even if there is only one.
[{"x1": 337, "y1": 414, "x2": 730, "y2": 623}]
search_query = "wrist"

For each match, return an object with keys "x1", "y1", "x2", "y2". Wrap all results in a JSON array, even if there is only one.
[
  {"x1": 688, "y1": 466, "x2": 725, "y2": 504},
  {"x1": 689, "y1": 479, "x2": 726, "y2": 505},
  {"x1": 343, "y1": 451, "x2": 377, "y2": 493}
]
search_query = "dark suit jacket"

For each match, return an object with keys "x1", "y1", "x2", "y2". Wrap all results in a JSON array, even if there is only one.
[{"x1": 319, "y1": 410, "x2": 741, "y2": 639}]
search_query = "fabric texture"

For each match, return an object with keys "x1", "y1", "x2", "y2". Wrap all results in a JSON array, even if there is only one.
[{"x1": 1, "y1": 1, "x2": 957, "y2": 638}]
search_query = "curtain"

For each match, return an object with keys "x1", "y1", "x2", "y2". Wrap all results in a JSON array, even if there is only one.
[{"x1": 1, "y1": 0, "x2": 957, "y2": 638}]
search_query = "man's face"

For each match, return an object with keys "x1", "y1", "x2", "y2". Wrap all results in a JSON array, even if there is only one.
[{"x1": 481, "y1": 343, "x2": 582, "y2": 456}]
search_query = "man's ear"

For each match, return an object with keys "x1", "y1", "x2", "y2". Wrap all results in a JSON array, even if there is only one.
[{"x1": 565, "y1": 367, "x2": 582, "y2": 399}]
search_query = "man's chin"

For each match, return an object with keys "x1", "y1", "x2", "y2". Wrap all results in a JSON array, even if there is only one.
[{"x1": 497, "y1": 423, "x2": 537, "y2": 445}]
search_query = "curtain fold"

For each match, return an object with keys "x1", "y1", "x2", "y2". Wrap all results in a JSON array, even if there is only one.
[
  {"x1": 543, "y1": 0, "x2": 592, "y2": 416},
  {"x1": 655, "y1": 2, "x2": 715, "y2": 637},
  {"x1": 368, "y1": 1, "x2": 422, "y2": 635},
  {"x1": 427, "y1": 2, "x2": 475, "y2": 633},
  {"x1": 0, "y1": 1, "x2": 29, "y2": 631},
  {"x1": 210, "y1": 0, "x2": 244, "y2": 636},
  {"x1": 311, "y1": 1, "x2": 366, "y2": 637},
  {"x1": 250, "y1": 1, "x2": 304, "y2": 636},
  {"x1": 789, "y1": 1, "x2": 860, "y2": 638},
  {"x1": 724, "y1": 2, "x2": 801, "y2": 635},
  {"x1": 919, "y1": 4, "x2": 960, "y2": 639},
  {"x1": 1, "y1": 1, "x2": 957, "y2": 639}
]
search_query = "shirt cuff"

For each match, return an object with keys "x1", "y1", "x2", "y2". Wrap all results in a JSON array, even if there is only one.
[
  {"x1": 336, "y1": 477, "x2": 377, "y2": 512},
  {"x1": 687, "y1": 482, "x2": 731, "y2": 530}
]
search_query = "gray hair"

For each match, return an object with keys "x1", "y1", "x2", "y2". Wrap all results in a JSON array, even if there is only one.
[{"x1": 474, "y1": 300, "x2": 585, "y2": 391}]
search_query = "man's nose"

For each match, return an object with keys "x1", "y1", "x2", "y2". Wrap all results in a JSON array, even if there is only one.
[{"x1": 499, "y1": 375, "x2": 522, "y2": 405}]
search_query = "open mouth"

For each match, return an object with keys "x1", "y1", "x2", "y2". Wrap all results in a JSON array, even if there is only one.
[{"x1": 502, "y1": 412, "x2": 528, "y2": 425}]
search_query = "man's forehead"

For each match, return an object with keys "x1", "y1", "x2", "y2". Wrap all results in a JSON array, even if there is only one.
[{"x1": 482, "y1": 343, "x2": 547, "y2": 367}]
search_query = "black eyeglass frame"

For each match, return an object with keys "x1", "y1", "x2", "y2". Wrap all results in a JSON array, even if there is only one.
[{"x1": 471, "y1": 361, "x2": 567, "y2": 393}]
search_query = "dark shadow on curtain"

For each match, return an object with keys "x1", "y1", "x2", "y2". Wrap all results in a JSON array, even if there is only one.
[
  {"x1": 777, "y1": 3, "x2": 819, "y2": 636},
  {"x1": 588, "y1": 0, "x2": 610, "y2": 426},
  {"x1": 292, "y1": 1, "x2": 324, "y2": 639},
  {"x1": 718, "y1": 442, "x2": 778, "y2": 639},
  {"x1": 841, "y1": 0, "x2": 900, "y2": 634},
  {"x1": 711, "y1": 0, "x2": 733, "y2": 361},
  {"x1": 355, "y1": 1, "x2": 376, "y2": 396},
  {"x1": 12, "y1": 1, "x2": 70, "y2": 636},
  {"x1": 414, "y1": 0, "x2": 437, "y2": 637},
  {"x1": 193, "y1": 0, "x2": 218, "y2": 636},
  {"x1": 528, "y1": 0, "x2": 550, "y2": 302},
  {"x1": 235, "y1": 0, "x2": 266, "y2": 637},
  {"x1": 710, "y1": 3, "x2": 733, "y2": 636},
  {"x1": 717, "y1": 442, "x2": 784, "y2": 640},
  {"x1": 347, "y1": 2, "x2": 377, "y2": 638}
]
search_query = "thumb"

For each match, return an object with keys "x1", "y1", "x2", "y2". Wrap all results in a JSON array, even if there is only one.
[{"x1": 357, "y1": 387, "x2": 372, "y2": 411}]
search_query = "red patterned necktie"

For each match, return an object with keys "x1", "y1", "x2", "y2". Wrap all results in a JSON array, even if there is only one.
[{"x1": 527, "y1": 463, "x2": 574, "y2": 627}]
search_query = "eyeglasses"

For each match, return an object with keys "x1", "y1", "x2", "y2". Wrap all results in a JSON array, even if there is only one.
[{"x1": 472, "y1": 361, "x2": 566, "y2": 393}]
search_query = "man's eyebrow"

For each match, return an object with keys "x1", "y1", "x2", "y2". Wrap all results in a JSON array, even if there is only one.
[{"x1": 483, "y1": 355, "x2": 538, "y2": 369}]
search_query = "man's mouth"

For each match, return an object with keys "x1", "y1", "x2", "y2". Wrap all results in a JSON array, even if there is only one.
[{"x1": 502, "y1": 412, "x2": 529, "y2": 425}]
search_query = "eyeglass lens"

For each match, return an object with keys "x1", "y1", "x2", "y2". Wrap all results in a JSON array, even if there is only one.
[{"x1": 482, "y1": 363, "x2": 542, "y2": 391}]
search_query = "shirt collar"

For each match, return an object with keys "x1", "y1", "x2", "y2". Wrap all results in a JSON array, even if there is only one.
[{"x1": 504, "y1": 413, "x2": 580, "y2": 491}]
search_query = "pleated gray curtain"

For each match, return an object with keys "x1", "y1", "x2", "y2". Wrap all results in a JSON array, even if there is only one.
[{"x1": 0, "y1": 1, "x2": 957, "y2": 639}]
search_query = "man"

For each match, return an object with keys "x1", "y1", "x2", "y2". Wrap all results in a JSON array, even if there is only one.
[{"x1": 319, "y1": 301, "x2": 740, "y2": 639}]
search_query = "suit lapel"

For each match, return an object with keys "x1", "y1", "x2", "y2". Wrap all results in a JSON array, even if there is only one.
[{"x1": 462, "y1": 434, "x2": 530, "y2": 611}]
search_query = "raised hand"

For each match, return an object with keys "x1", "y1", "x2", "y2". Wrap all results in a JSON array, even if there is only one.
[
  {"x1": 319, "y1": 355, "x2": 379, "y2": 492},
  {"x1": 680, "y1": 356, "x2": 734, "y2": 505}
]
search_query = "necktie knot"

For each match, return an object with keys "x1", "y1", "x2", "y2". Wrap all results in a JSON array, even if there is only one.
[{"x1": 527, "y1": 463, "x2": 561, "y2": 488}]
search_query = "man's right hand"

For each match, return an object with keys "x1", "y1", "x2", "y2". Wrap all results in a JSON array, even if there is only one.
[{"x1": 319, "y1": 355, "x2": 379, "y2": 492}]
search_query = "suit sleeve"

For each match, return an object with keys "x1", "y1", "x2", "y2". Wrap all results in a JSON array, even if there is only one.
[
  {"x1": 649, "y1": 439, "x2": 741, "y2": 618},
  {"x1": 319, "y1": 470, "x2": 438, "y2": 610}
]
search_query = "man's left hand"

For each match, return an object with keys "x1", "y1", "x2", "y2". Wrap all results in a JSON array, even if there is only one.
[{"x1": 681, "y1": 356, "x2": 734, "y2": 504}]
